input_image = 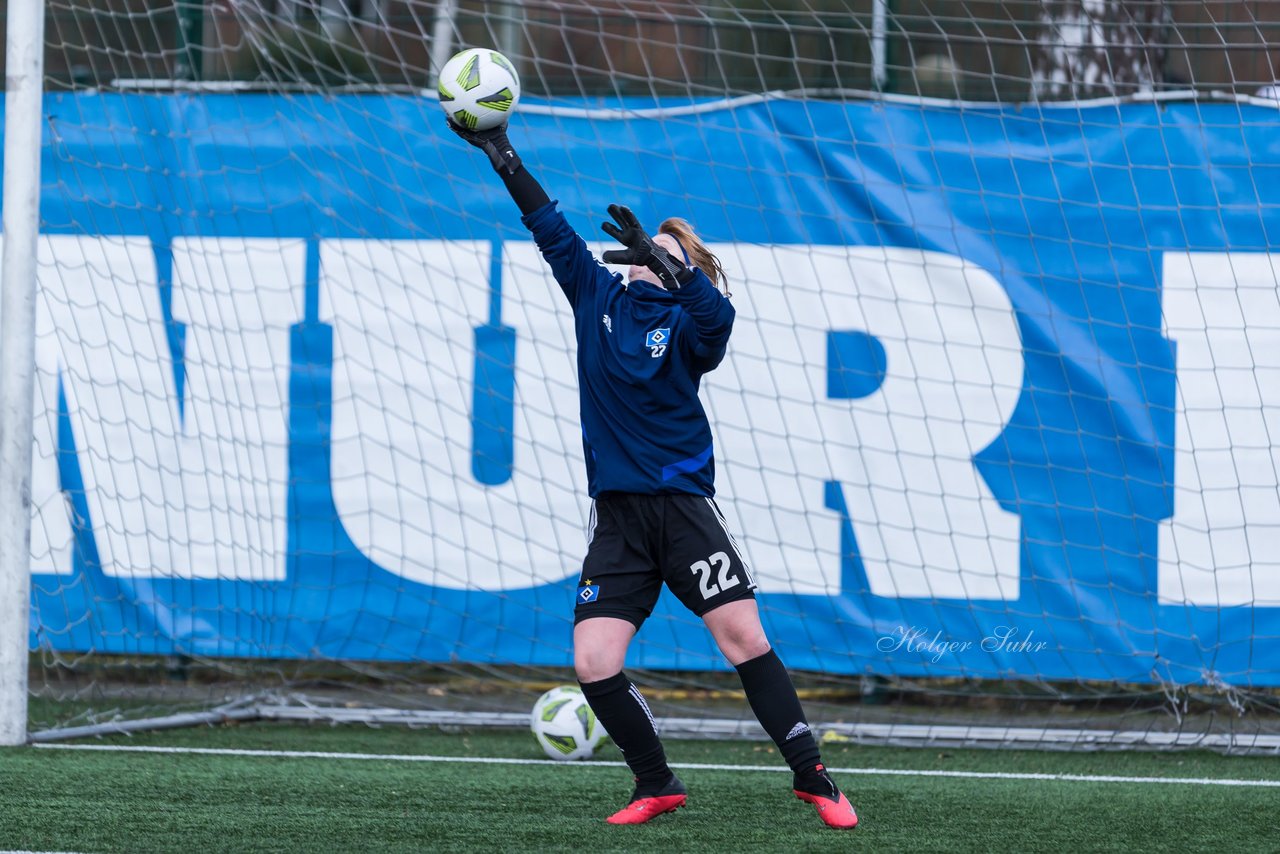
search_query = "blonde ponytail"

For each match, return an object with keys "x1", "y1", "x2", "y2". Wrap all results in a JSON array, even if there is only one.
[{"x1": 659, "y1": 217, "x2": 729, "y2": 295}]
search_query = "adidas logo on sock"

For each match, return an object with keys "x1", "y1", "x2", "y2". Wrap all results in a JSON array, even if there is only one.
[{"x1": 785, "y1": 721, "x2": 811, "y2": 741}]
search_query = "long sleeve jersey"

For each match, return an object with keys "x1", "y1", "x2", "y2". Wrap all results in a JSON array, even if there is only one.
[{"x1": 522, "y1": 201, "x2": 735, "y2": 498}]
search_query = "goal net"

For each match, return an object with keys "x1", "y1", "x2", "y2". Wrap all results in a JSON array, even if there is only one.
[{"x1": 15, "y1": 0, "x2": 1280, "y2": 749}]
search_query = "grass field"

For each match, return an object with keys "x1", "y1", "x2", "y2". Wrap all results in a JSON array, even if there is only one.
[{"x1": 2, "y1": 723, "x2": 1278, "y2": 853}]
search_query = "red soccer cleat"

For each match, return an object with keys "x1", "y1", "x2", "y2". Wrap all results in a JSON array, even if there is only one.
[
  {"x1": 606, "y1": 775, "x2": 688, "y2": 825},
  {"x1": 793, "y1": 764, "x2": 859, "y2": 829}
]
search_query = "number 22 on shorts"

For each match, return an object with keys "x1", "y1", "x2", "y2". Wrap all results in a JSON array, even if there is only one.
[{"x1": 690, "y1": 551, "x2": 739, "y2": 599}]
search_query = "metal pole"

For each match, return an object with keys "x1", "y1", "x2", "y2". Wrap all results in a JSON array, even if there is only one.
[
  {"x1": 0, "y1": 0, "x2": 47, "y2": 747},
  {"x1": 428, "y1": 0, "x2": 458, "y2": 89},
  {"x1": 496, "y1": 0, "x2": 522, "y2": 64},
  {"x1": 871, "y1": 0, "x2": 889, "y2": 92},
  {"x1": 175, "y1": 0, "x2": 205, "y2": 81}
]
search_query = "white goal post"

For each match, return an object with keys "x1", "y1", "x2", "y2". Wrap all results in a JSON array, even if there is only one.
[{"x1": 0, "y1": 0, "x2": 47, "y2": 747}]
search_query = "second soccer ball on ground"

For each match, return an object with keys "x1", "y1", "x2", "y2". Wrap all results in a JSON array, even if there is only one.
[{"x1": 530, "y1": 685, "x2": 609, "y2": 761}]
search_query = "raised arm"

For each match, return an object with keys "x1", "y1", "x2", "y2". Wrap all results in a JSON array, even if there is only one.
[
  {"x1": 447, "y1": 119, "x2": 548, "y2": 215},
  {"x1": 670, "y1": 270, "x2": 735, "y2": 373},
  {"x1": 599, "y1": 204, "x2": 735, "y2": 373},
  {"x1": 448, "y1": 121, "x2": 612, "y2": 307}
]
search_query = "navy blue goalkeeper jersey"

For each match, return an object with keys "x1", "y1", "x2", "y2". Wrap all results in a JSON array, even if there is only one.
[{"x1": 521, "y1": 201, "x2": 735, "y2": 498}]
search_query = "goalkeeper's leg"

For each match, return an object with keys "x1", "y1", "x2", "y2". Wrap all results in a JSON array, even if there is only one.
[
  {"x1": 576, "y1": 617, "x2": 686, "y2": 825},
  {"x1": 704, "y1": 600, "x2": 859, "y2": 830}
]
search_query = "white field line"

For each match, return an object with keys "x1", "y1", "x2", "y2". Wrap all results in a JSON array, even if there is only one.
[{"x1": 31, "y1": 743, "x2": 1280, "y2": 788}]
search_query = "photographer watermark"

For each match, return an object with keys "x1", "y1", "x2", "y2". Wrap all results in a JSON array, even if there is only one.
[{"x1": 876, "y1": 625, "x2": 1049, "y2": 663}]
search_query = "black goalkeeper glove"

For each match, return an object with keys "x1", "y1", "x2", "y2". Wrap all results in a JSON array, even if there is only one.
[
  {"x1": 448, "y1": 118, "x2": 523, "y2": 176},
  {"x1": 600, "y1": 204, "x2": 694, "y2": 289}
]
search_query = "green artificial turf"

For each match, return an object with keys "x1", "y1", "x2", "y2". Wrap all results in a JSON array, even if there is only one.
[{"x1": 2, "y1": 724, "x2": 1277, "y2": 853}]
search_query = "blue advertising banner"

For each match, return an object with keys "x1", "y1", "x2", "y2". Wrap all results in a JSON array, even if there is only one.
[{"x1": 22, "y1": 93, "x2": 1280, "y2": 685}]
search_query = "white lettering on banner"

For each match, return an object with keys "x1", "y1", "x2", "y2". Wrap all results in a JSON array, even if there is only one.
[
  {"x1": 28, "y1": 339, "x2": 76, "y2": 573},
  {"x1": 8, "y1": 236, "x2": 76, "y2": 574},
  {"x1": 327, "y1": 240, "x2": 1021, "y2": 596},
  {"x1": 39, "y1": 236, "x2": 299, "y2": 580},
  {"x1": 703, "y1": 245, "x2": 1023, "y2": 598},
  {"x1": 24, "y1": 238, "x2": 1280, "y2": 605},
  {"x1": 1160, "y1": 253, "x2": 1280, "y2": 606},
  {"x1": 324, "y1": 240, "x2": 587, "y2": 590}
]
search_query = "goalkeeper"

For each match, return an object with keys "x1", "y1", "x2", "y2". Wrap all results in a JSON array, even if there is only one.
[{"x1": 450, "y1": 119, "x2": 857, "y2": 830}]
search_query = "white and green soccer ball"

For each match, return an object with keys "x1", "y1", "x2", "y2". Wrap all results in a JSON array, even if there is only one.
[
  {"x1": 437, "y1": 47, "x2": 521, "y2": 131},
  {"x1": 530, "y1": 685, "x2": 608, "y2": 761}
]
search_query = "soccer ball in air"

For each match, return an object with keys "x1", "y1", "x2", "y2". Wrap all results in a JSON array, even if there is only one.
[
  {"x1": 530, "y1": 686, "x2": 608, "y2": 761},
  {"x1": 437, "y1": 47, "x2": 521, "y2": 131}
]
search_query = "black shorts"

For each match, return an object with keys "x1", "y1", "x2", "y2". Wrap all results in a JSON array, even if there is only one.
[{"x1": 573, "y1": 492, "x2": 757, "y2": 628}]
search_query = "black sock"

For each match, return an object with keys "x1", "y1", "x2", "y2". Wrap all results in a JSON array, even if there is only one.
[
  {"x1": 579, "y1": 672, "x2": 672, "y2": 790},
  {"x1": 735, "y1": 649, "x2": 822, "y2": 774}
]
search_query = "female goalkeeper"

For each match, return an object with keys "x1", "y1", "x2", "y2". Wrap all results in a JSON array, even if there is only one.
[{"x1": 450, "y1": 119, "x2": 857, "y2": 830}]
